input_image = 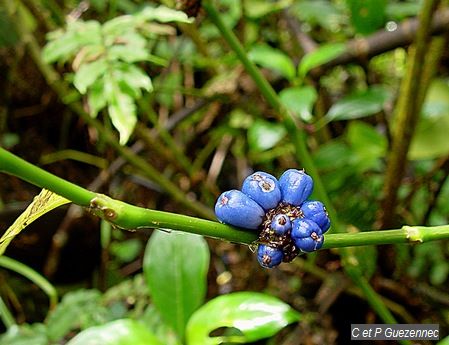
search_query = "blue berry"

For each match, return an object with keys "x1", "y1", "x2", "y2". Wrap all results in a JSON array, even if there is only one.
[
  {"x1": 257, "y1": 244, "x2": 283, "y2": 268},
  {"x1": 291, "y1": 218, "x2": 324, "y2": 252},
  {"x1": 279, "y1": 169, "x2": 313, "y2": 206},
  {"x1": 271, "y1": 214, "x2": 291, "y2": 236},
  {"x1": 215, "y1": 190, "x2": 265, "y2": 229},
  {"x1": 241, "y1": 171, "x2": 281, "y2": 210},
  {"x1": 300, "y1": 200, "x2": 331, "y2": 233}
]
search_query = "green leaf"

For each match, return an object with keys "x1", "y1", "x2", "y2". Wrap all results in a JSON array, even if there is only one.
[
  {"x1": 108, "y1": 91, "x2": 137, "y2": 145},
  {"x1": 46, "y1": 289, "x2": 110, "y2": 341},
  {"x1": 66, "y1": 319, "x2": 163, "y2": 345},
  {"x1": 141, "y1": 305, "x2": 181, "y2": 345},
  {"x1": 409, "y1": 79, "x2": 449, "y2": 160},
  {"x1": 42, "y1": 21, "x2": 102, "y2": 63},
  {"x1": 0, "y1": 324, "x2": 48, "y2": 345},
  {"x1": 346, "y1": 121, "x2": 386, "y2": 160},
  {"x1": 0, "y1": 189, "x2": 70, "y2": 255},
  {"x1": 346, "y1": 0, "x2": 386, "y2": 35},
  {"x1": 279, "y1": 86, "x2": 317, "y2": 122},
  {"x1": 244, "y1": 0, "x2": 292, "y2": 19},
  {"x1": 386, "y1": 2, "x2": 420, "y2": 20},
  {"x1": 73, "y1": 58, "x2": 108, "y2": 94},
  {"x1": 110, "y1": 239, "x2": 143, "y2": 263},
  {"x1": 430, "y1": 261, "x2": 449, "y2": 286},
  {"x1": 247, "y1": 119, "x2": 286, "y2": 151},
  {"x1": 143, "y1": 230, "x2": 209, "y2": 340},
  {"x1": 298, "y1": 43, "x2": 346, "y2": 77},
  {"x1": 325, "y1": 85, "x2": 390, "y2": 121},
  {"x1": 438, "y1": 335, "x2": 449, "y2": 345},
  {"x1": 292, "y1": 0, "x2": 343, "y2": 31},
  {"x1": 102, "y1": 15, "x2": 135, "y2": 37},
  {"x1": 88, "y1": 79, "x2": 108, "y2": 117},
  {"x1": 107, "y1": 32, "x2": 149, "y2": 63},
  {"x1": 248, "y1": 44, "x2": 295, "y2": 80},
  {"x1": 138, "y1": 5, "x2": 193, "y2": 23},
  {"x1": 114, "y1": 63, "x2": 153, "y2": 99},
  {"x1": 186, "y1": 292, "x2": 300, "y2": 345}
]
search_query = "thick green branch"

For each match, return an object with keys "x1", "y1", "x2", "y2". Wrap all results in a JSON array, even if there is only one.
[{"x1": 2, "y1": 148, "x2": 449, "y2": 248}]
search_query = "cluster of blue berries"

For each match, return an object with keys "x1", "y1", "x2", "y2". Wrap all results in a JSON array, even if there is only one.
[{"x1": 215, "y1": 169, "x2": 330, "y2": 268}]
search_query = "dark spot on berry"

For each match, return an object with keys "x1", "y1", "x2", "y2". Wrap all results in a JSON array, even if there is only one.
[
  {"x1": 263, "y1": 254, "x2": 272, "y2": 266},
  {"x1": 278, "y1": 216, "x2": 286, "y2": 225},
  {"x1": 311, "y1": 232, "x2": 321, "y2": 242}
]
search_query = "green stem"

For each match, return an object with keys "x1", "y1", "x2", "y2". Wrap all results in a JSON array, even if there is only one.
[
  {"x1": 0, "y1": 148, "x2": 96, "y2": 206},
  {"x1": 0, "y1": 256, "x2": 58, "y2": 310},
  {"x1": 322, "y1": 226, "x2": 449, "y2": 248},
  {"x1": 2, "y1": 148, "x2": 449, "y2": 248},
  {"x1": 0, "y1": 295, "x2": 16, "y2": 329}
]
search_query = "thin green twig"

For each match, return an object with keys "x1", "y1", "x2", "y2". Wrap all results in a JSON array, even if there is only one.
[
  {"x1": 0, "y1": 256, "x2": 58, "y2": 310},
  {"x1": 0, "y1": 295, "x2": 16, "y2": 329}
]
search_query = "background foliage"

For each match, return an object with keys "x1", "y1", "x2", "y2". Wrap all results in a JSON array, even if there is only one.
[{"x1": 1, "y1": 0, "x2": 449, "y2": 344}]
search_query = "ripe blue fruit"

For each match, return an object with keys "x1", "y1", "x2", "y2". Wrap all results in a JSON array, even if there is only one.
[
  {"x1": 271, "y1": 214, "x2": 291, "y2": 236},
  {"x1": 279, "y1": 169, "x2": 313, "y2": 206},
  {"x1": 241, "y1": 171, "x2": 281, "y2": 210},
  {"x1": 257, "y1": 244, "x2": 283, "y2": 268},
  {"x1": 291, "y1": 218, "x2": 324, "y2": 252},
  {"x1": 215, "y1": 190, "x2": 265, "y2": 229},
  {"x1": 300, "y1": 200, "x2": 331, "y2": 233}
]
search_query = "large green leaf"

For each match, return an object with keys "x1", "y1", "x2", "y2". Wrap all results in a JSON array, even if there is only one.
[
  {"x1": 325, "y1": 85, "x2": 390, "y2": 121},
  {"x1": 346, "y1": 0, "x2": 386, "y2": 35},
  {"x1": 247, "y1": 119, "x2": 286, "y2": 151},
  {"x1": 280, "y1": 86, "x2": 317, "y2": 122},
  {"x1": 66, "y1": 319, "x2": 163, "y2": 345},
  {"x1": 409, "y1": 79, "x2": 449, "y2": 160},
  {"x1": 248, "y1": 44, "x2": 295, "y2": 80},
  {"x1": 143, "y1": 230, "x2": 209, "y2": 340},
  {"x1": 298, "y1": 43, "x2": 346, "y2": 78},
  {"x1": 186, "y1": 292, "x2": 301, "y2": 345}
]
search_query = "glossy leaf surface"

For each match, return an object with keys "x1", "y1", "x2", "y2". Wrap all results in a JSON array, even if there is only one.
[
  {"x1": 143, "y1": 230, "x2": 209, "y2": 340},
  {"x1": 186, "y1": 292, "x2": 300, "y2": 345}
]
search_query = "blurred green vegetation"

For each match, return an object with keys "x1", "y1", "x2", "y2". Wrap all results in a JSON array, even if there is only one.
[{"x1": 0, "y1": 0, "x2": 449, "y2": 344}]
